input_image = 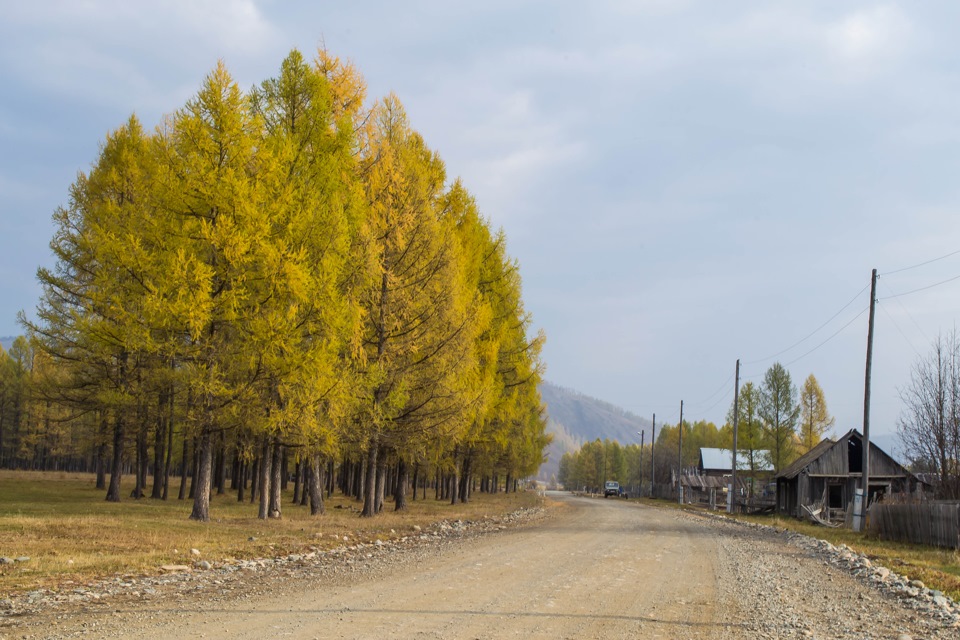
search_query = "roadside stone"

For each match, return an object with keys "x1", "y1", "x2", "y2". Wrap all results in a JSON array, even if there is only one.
[
  {"x1": 190, "y1": 548, "x2": 201, "y2": 557},
  {"x1": 197, "y1": 560, "x2": 212, "y2": 570},
  {"x1": 15, "y1": 556, "x2": 31, "y2": 563},
  {"x1": 0, "y1": 557, "x2": 14, "y2": 564}
]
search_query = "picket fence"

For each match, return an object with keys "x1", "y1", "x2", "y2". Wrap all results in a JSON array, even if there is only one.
[{"x1": 869, "y1": 502, "x2": 960, "y2": 549}]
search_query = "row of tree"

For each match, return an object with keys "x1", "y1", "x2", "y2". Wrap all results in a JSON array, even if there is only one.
[
  {"x1": 8, "y1": 49, "x2": 549, "y2": 520},
  {"x1": 556, "y1": 364, "x2": 835, "y2": 491}
]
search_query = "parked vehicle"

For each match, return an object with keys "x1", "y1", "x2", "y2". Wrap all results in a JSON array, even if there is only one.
[{"x1": 604, "y1": 481, "x2": 620, "y2": 498}]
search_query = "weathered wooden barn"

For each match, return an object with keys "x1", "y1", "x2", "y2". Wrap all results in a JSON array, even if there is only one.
[{"x1": 776, "y1": 429, "x2": 918, "y2": 521}]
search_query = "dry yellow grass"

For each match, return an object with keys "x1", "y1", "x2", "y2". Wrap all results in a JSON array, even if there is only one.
[{"x1": 0, "y1": 470, "x2": 540, "y2": 594}]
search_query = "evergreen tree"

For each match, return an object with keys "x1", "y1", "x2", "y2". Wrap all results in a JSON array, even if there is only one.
[
  {"x1": 725, "y1": 381, "x2": 767, "y2": 471},
  {"x1": 798, "y1": 374, "x2": 834, "y2": 452},
  {"x1": 759, "y1": 363, "x2": 800, "y2": 473},
  {"x1": 355, "y1": 96, "x2": 480, "y2": 516}
]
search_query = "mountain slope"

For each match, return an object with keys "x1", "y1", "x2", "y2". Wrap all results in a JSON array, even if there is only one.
[{"x1": 538, "y1": 381, "x2": 651, "y2": 481}]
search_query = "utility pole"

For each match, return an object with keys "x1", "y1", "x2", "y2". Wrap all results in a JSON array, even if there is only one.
[
  {"x1": 650, "y1": 413, "x2": 656, "y2": 497},
  {"x1": 677, "y1": 400, "x2": 684, "y2": 505},
  {"x1": 730, "y1": 359, "x2": 740, "y2": 514},
  {"x1": 856, "y1": 268, "x2": 878, "y2": 531},
  {"x1": 637, "y1": 430, "x2": 644, "y2": 498}
]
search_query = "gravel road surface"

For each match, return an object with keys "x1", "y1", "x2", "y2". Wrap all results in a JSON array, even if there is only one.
[{"x1": 2, "y1": 492, "x2": 958, "y2": 639}]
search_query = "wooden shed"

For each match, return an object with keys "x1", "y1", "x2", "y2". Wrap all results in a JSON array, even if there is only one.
[{"x1": 776, "y1": 429, "x2": 917, "y2": 520}]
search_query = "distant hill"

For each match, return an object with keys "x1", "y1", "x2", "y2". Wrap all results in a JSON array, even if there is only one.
[
  {"x1": 0, "y1": 336, "x2": 15, "y2": 352},
  {"x1": 538, "y1": 381, "x2": 651, "y2": 482}
]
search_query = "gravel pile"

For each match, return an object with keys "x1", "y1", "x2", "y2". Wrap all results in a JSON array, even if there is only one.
[{"x1": 686, "y1": 510, "x2": 960, "y2": 639}]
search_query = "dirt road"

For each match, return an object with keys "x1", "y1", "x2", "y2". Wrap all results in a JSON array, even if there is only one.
[{"x1": 5, "y1": 493, "x2": 958, "y2": 639}]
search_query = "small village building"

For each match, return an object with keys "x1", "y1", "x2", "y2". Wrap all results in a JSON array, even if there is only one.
[
  {"x1": 775, "y1": 429, "x2": 919, "y2": 522},
  {"x1": 699, "y1": 448, "x2": 774, "y2": 499},
  {"x1": 675, "y1": 448, "x2": 774, "y2": 507}
]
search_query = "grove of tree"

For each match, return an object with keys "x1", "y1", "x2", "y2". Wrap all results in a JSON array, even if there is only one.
[{"x1": 8, "y1": 49, "x2": 548, "y2": 521}]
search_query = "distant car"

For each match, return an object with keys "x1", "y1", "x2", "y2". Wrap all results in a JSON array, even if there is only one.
[{"x1": 604, "y1": 481, "x2": 620, "y2": 498}]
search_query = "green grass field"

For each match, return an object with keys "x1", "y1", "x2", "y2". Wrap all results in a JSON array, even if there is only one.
[{"x1": 0, "y1": 470, "x2": 540, "y2": 595}]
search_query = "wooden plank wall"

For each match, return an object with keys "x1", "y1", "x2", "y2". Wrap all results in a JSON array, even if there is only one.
[{"x1": 869, "y1": 503, "x2": 960, "y2": 549}]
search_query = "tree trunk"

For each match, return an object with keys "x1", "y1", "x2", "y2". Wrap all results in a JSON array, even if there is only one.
[
  {"x1": 258, "y1": 439, "x2": 271, "y2": 519},
  {"x1": 361, "y1": 439, "x2": 379, "y2": 517},
  {"x1": 189, "y1": 428, "x2": 213, "y2": 521},
  {"x1": 250, "y1": 455, "x2": 259, "y2": 504},
  {"x1": 269, "y1": 441, "x2": 282, "y2": 519},
  {"x1": 178, "y1": 436, "x2": 189, "y2": 501},
  {"x1": 177, "y1": 434, "x2": 190, "y2": 500},
  {"x1": 411, "y1": 463, "x2": 419, "y2": 502},
  {"x1": 214, "y1": 434, "x2": 226, "y2": 495},
  {"x1": 375, "y1": 456, "x2": 386, "y2": 514},
  {"x1": 231, "y1": 449, "x2": 240, "y2": 490},
  {"x1": 237, "y1": 459, "x2": 245, "y2": 502},
  {"x1": 151, "y1": 392, "x2": 167, "y2": 499},
  {"x1": 394, "y1": 458, "x2": 409, "y2": 511},
  {"x1": 458, "y1": 453, "x2": 472, "y2": 503},
  {"x1": 95, "y1": 441, "x2": 107, "y2": 491},
  {"x1": 188, "y1": 437, "x2": 199, "y2": 499},
  {"x1": 355, "y1": 461, "x2": 365, "y2": 500},
  {"x1": 309, "y1": 455, "x2": 325, "y2": 515},
  {"x1": 293, "y1": 457, "x2": 303, "y2": 505},
  {"x1": 133, "y1": 402, "x2": 149, "y2": 499},
  {"x1": 105, "y1": 414, "x2": 124, "y2": 502},
  {"x1": 161, "y1": 390, "x2": 174, "y2": 500},
  {"x1": 300, "y1": 461, "x2": 309, "y2": 506}
]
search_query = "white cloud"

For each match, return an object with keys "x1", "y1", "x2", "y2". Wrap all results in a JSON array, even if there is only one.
[
  {"x1": 1, "y1": 0, "x2": 280, "y2": 111},
  {"x1": 824, "y1": 5, "x2": 911, "y2": 62}
]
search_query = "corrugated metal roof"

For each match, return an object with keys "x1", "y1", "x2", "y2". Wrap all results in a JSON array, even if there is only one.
[{"x1": 699, "y1": 448, "x2": 773, "y2": 472}]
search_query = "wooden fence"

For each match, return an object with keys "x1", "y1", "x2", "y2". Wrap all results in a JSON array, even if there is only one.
[{"x1": 869, "y1": 502, "x2": 960, "y2": 549}]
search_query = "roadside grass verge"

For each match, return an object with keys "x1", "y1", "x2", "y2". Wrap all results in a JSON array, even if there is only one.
[
  {"x1": 0, "y1": 470, "x2": 541, "y2": 595},
  {"x1": 630, "y1": 497, "x2": 960, "y2": 601}
]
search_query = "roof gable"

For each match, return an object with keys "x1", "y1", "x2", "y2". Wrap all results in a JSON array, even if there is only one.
[{"x1": 776, "y1": 429, "x2": 910, "y2": 480}]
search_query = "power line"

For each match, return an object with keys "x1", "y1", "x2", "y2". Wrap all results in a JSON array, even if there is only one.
[
  {"x1": 877, "y1": 300, "x2": 922, "y2": 359},
  {"x1": 783, "y1": 306, "x2": 869, "y2": 367},
  {"x1": 743, "y1": 283, "x2": 869, "y2": 365},
  {"x1": 884, "y1": 248, "x2": 960, "y2": 275},
  {"x1": 879, "y1": 273, "x2": 960, "y2": 300},
  {"x1": 879, "y1": 280, "x2": 930, "y2": 346},
  {"x1": 698, "y1": 386, "x2": 733, "y2": 417},
  {"x1": 688, "y1": 372, "x2": 734, "y2": 410}
]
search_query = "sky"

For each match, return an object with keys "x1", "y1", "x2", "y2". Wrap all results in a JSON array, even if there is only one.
[{"x1": 3, "y1": 1, "x2": 960, "y2": 455}]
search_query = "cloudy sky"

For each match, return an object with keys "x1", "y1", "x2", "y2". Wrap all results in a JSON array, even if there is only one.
[{"x1": 3, "y1": 1, "x2": 960, "y2": 452}]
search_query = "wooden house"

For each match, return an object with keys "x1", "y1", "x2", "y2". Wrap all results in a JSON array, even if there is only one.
[{"x1": 775, "y1": 429, "x2": 919, "y2": 520}]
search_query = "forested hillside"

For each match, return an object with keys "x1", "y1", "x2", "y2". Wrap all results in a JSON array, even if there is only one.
[
  {"x1": 0, "y1": 49, "x2": 547, "y2": 522},
  {"x1": 538, "y1": 381, "x2": 651, "y2": 482}
]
